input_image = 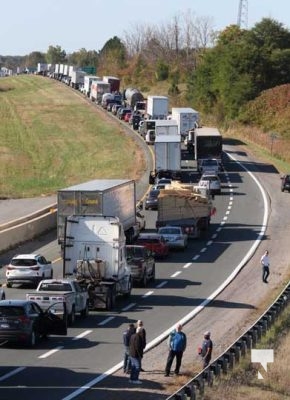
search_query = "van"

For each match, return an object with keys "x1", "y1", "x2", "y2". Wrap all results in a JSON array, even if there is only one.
[{"x1": 145, "y1": 129, "x2": 155, "y2": 145}]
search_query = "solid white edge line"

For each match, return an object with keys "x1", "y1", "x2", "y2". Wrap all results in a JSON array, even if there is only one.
[{"x1": 61, "y1": 152, "x2": 269, "y2": 400}]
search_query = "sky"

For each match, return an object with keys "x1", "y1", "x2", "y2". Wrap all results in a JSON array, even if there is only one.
[{"x1": 1, "y1": 0, "x2": 290, "y2": 56}]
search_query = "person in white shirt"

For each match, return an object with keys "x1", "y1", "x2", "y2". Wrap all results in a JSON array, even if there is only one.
[{"x1": 261, "y1": 250, "x2": 270, "y2": 283}]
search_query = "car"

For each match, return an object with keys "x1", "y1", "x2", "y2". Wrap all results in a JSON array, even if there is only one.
[
  {"x1": 135, "y1": 233, "x2": 169, "y2": 258},
  {"x1": 136, "y1": 210, "x2": 146, "y2": 231},
  {"x1": 198, "y1": 173, "x2": 221, "y2": 195},
  {"x1": 145, "y1": 189, "x2": 160, "y2": 210},
  {"x1": 130, "y1": 114, "x2": 142, "y2": 130},
  {"x1": 124, "y1": 112, "x2": 132, "y2": 122},
  {"x1": 117, "y1": 107, "x2": 132, "y2": 120},
  {"x1": 157, "y1": 226, "x2": 188, "y2": 250},
  {"x1": 157, "y1": 178, "x2": 172, "y2": 185},
  {"x1": 112, "y1": 103, "x2": 122, "y2": 115},
  {"x1": 6, "y1": 254, "x2": 53, "y2": 288},
  {"x1": 0, "y1": 299, "x2": 67, "y2": 347},
  {"x1": 198, "y1": 158, "x2": 220, "y2": 175},
  {"x1": 281, "y1": 174, "x2": 290, "y2": 192},
  {"x1": 125, "y1": 245, "x2": 155, "y2": 287}
]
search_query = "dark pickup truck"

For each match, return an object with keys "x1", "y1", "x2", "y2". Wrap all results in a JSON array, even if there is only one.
[{"x1": 125, "y1": 245, "x2": 155, "y2": 288}]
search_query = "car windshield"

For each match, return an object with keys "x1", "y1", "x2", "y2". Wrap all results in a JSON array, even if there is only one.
[
  {"x1": 0, "y1": 306, "x2": 24, "y2": 316},
  {"x1": 159, "y1": 228, "x2": 181, "y2": 235},
  {"x1": 203, "y1": 160, "x2": 217, "y2": 165},
  {"x1": 38, "y1": 283, "x2": 72, "y2": 291},
  {"x1": 149, "y1": 190, "x2": 160, "y2": 197},
  {"x1": 137, "y1": 237, "x2": 159, "y2": 244},
  {"x1": 202, "y1": 176, "x2": 218, "y2": 182},
  {"x1": 126, "y1": 247, "x2": 144, "y2": 258},
  {"x1": 11, "y1": 259, "x2": 37, "y2": 266}
]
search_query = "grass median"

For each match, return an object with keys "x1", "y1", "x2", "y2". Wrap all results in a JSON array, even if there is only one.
[{"x1": 0, "y1": 75, "x2": 145, "y2": 198}]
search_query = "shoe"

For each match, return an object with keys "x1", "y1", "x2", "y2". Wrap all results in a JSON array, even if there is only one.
[
  {"x1": 129, "y1": 380, "x2": 142, "y2": 384},
  {"x1": 164, "y1": 373, "x2": 170, "y2": 377}
]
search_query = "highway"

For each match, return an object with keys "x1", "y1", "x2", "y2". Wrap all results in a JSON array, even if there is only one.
[{"x1": 0, "y1": 142, "x2": 268, "y2": 400}]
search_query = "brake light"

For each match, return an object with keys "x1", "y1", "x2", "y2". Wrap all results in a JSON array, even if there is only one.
[
  {"x1": 30, "y1": 266, "x2": 40, "y2": 271},
  {"x1": 18, "y1": 315, "x2": 30, "y2": 325},
  {"x1": 7, "y1": 266, "x2": 15, "y2": 270}
]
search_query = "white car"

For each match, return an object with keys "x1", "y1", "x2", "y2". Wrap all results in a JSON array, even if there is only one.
[
  {"x1": 6, "y1": 254, "x2": 53, "y2": 288},
  {"x1": 198, "y1": 158, "x2": 220, "y2": 175},
  {"x1": 157, "y1": 226, "x2": 188, "y2": 250},
  {"x1": 199, "y1": 173, "x2": 221, "y2": 195}
]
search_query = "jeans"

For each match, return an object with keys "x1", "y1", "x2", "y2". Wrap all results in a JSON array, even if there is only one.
[
  {"x1": 263, "y1": 265, "x2": 270, "y2": 282},
  {"x1": 123, "y1": 346, "x2": 131, "y2": 372},
  {"x1": 129, "y1": 356, "x2": 141, "y2": 381}
]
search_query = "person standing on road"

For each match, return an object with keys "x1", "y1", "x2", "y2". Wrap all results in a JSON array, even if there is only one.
[
  {"x1": 128, "y1": 326, "x2": 144, "y2": 384},
  {"x1": 137, "y1": 320, "x2": 146, "y2": 372},
  {"x1": 261, "y1": 250, "x2": 270, "y2": 283},
  {"x1": 123, "y1": 323, "x2": 136, "y2": 374},
  {"x1": 200, "y1": 331, "x2": 213, "y2": 368},
  {"x1": 164, "y1": 323, "x2": 187, "y2": 377}
]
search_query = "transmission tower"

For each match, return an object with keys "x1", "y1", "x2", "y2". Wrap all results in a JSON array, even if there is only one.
[{"x1": 237, "y1": 0, "x2": 248, "y2": 28}]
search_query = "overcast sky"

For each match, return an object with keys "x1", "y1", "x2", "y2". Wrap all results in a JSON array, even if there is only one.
[{"x1": 1, "y1": 0, "x2": 290, "y2": 56}]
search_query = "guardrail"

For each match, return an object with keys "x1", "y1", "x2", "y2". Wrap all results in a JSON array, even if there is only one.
[
  {"x1": 166, "y1": 281, "x2": 290, "y2": 400},
  {"x1": 0, "y1": 204, "x2": 57, "y2": 253}
]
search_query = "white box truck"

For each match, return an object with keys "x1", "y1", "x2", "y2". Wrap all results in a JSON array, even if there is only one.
[
  {"x1": 83, "y1": 75, "x2": 101, "y2": 97},
  {"x1": 171, "y1": 107, "x2": 200, "y2": 140},
  {"x1": 57, "y1": 179, "x2": 142, "y2": 245},
  {"x1": 146, "y1": 95, "x2": 169, "y2": 119},
  {"x1": 90, "y1": 80, "x2": 111, "y2": 103}
]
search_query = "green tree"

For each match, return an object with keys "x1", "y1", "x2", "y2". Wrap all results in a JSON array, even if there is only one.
[{"x1": 46, "y1": 45, "x2": 67, "y2": 64}]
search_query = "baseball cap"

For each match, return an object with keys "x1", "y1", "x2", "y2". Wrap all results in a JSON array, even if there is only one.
[
  {"x1": 137, "y1": 320, "x2": 143, "y2": 326},
  {"x1": 204, "y1": 331, "x2": 211, "y2": 336}
]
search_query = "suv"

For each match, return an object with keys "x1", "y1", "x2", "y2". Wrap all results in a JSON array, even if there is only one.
[
  {"x1": 198, "y1": 158, "x2": 220, "y2": 175},
  {"x1": 126, "y1": 245, "x2": 155, "y2": 287},
  {"x1": 281, "y1": 174, "x2": 290, "y2": 192},
  {"x1": 198, "y1": 173, "x2": 221, "y2": 195},
  {"x1": 6, "y1": 254, "x2": 53, "y2": 288},
  {"x1": 157, "y1": 226, "x2": 188, "y2": 250}
]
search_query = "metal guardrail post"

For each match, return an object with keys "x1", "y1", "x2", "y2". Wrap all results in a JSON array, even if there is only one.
[{"x1": 210, "y1": 361, "x2": 221, "y2": 377}]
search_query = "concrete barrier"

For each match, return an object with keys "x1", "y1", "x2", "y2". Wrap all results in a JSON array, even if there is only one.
[{"x1": 0, "y1": 204, "x2": 57, "y2": 253}]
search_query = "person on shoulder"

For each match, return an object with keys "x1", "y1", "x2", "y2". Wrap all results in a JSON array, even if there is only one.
[
  {"x1": 164, "y1": 323, "x2": 187, "y2": 377},
  {"x1": 261, "y1": 250, "x2": 270, "y2": 283},
  {"x1": 123, "y1": 323, "x2": 136, "y2": 373},
  {"x1": 137, "y1": 320, "x2": 146, "y2": 371},
  {"x1": 128, "y1": 326, "x2": 144, "y2": 384},
  {"x1": 200, "y1": 331, "x2": 213, "y2": 368}
]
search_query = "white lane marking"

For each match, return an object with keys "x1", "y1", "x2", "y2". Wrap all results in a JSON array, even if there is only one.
[
  {"x1": 216, "y1": 227, "x2": 222, "y2": 232},
  {"x1": 38, "y1": 346, "x2": 64, "y2": 359},
  {"x1": 211, "y1": 234, "x2": 218, "y2": 239},
  {"x1": 171, "y1": 271, "x2": 182, "y2": 278},
  {"x1": 206, "y1": 240, "x2": 213, "y2": 246},
  {"x1": 73, "y1": 330, "x2": 92, "y2": 340},
  {"x1": 156, "y1": 281, "x2": 168, "y2": 288},
  {"x1": 0, "y1": 367, "x2": 26, "y2": 382},
  {"x1": 183, "y1": 263, "x2": 192, "y2": 269},
  {"x1": 142, "y1": 291, "x2": 154, "y2": 298},
  {"x1": 122, "y1": 303, "x2": 136, "y2": 311},
  {"x1": 200, "y1": 247, "x2": 207, "y2": 253},
  {"x1": 192, "y1": 254, "x2": 200, "y2": 261},
  {"x1": 226, "y1": 210, "x2": 230, "y2": 215},
  {"x1": 98, "y1": 316, "x2": 114, "y2": 326}
]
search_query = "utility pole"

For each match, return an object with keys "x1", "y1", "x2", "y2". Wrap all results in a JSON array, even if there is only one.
[{"x1": 237, "y1": 0, "x2": 248, "y2": 29}]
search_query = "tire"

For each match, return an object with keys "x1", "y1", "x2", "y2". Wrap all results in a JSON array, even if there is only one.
[
  {"x1": 123, "y1": 277, "x2": 132, "y2": 298},
  {"x1": 80, "y1": 302, "x2": 89, "y2": 318},
  {"x1": 27, "y1": 329, "x2": 37, "y2": 348},
  {"x1": 6, "y1": 282, "x2": 12, "y2": 288},
  {"x1": 68, "y1": 306, "x2": 76, "y2": 326},
  {"x1": 50, "y1": 269, "x2": 53, "y2": 279},
  {"x1": 105, "y1": 290, "x2": 113, "y2": 311}
]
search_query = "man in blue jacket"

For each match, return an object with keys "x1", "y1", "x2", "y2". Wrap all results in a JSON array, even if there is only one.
[{"x1": 164, "y1": 323, "x2": 187, "y2": 377}]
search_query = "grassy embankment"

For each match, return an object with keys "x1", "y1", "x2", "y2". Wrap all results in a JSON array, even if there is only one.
[{"x1": 0, "y1": 75, "x2": 145, "y2": 198}]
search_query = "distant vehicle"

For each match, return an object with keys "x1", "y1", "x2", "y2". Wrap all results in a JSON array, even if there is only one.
[
  {"x1": 135, "y1": 233, "x2": 169, "y2": 258},
  {"x1": 157, "y1": 226, "x2": 188, "y2": 250},
  {"x1": 124, "y1": 112, "x2": 132, "y2": 122},
  {"x1": 199, "y1": 173, "x2": 221, "y2": 195},
  {"x1": 198, "y1": 158, "x2": 220, "y2": 175},
  {"x1": 145, "y1": 189, "x2": 160, "y2": 210},
  {"x1": 130, "y1": 114, "x2": 142, "y2": 130},
  {"x1": 145, "y1": 129, "x2": 156, "y2": 145},
  {"x1": 194, "y1": 127, "x2": 223, "y2": 167},
  {"x1": 157, "y1": 178, "x2": 172, "y2": 185},
  {"x1": 281, "y1": 174, "x2": 290, "y2": 192},
  {"x1": 6, "y1": 254, "x2": 53, "y2": 288},
  {"x1": 0, "y1": 299, "x2": 67, "y2": 347},
  {"x1": 117, "y1": 107, "x2": 131, "y2": 120},
  {"x1": 112, "y1": 103, "x2": 122, "y2": 115},
  {"x1": 125, "y1": 245, "x2": 155, "y2": 287}
]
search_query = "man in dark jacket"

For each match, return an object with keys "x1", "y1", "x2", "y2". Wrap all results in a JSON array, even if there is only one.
[
  {"x1": 128, "y1": 327, "x2": 144, "y2": 384},
  {"x1": 137, "y1": 320, "x2": 146, "y2": 371},
  {"x1": 123, "y1": 323, "x2": 136, "y2": 373},
  {"x1": 164, "y1": 323, "x2": 187, "y2": 377}
]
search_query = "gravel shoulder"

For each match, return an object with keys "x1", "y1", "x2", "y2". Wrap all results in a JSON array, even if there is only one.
[{"x1": 75, "y1": 141, "x2": 290, "y2": 400}]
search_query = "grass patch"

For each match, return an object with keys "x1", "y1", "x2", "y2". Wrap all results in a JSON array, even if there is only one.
[{"x1": 0, "y1": 75, "x2": 145, "y2": 198}]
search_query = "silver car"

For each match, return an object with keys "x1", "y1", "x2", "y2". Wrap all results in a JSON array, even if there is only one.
[
  {"x1": 199, "y1": 173, "x2": 221, "y2": 195},
  {"x1": 157, "y1": 226, "x2": 188, "y2": 250}
]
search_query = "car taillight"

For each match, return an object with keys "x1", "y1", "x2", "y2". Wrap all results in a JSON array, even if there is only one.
[
  {"x1": 7, "y1": 266, "x2": 15, "y2": 270},
  {"x1": 18, "y1": 315, "x2": 30, "y2": 325},
  {"x1": 30, "y1": 266, "x2": 40, "y2": 271}
]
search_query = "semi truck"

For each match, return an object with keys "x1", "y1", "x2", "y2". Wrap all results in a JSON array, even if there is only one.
[
  {"x1": 123, "y1": 88, "x2": 144, "y2": 109},
  {"x1": 70, "y1": 70, "x2": 86, "y2": 90},
  {"x1": 62, "y1": 215, "x2": 132, "y2": 310},
  {"x1": 83, "y1": 75, "x2": 101, "y2": 97},
  {"x1": 102, "y1": 76, "x2": 121, "y2": 93},
  {"x1": 153, "y1": 120, "x2": 181, "y2": 181},
  {"x1": 90, "y1": 80, "x2": 111, "y2": 104},
  {"x1": 194, "y1": 127, "x2": 223, "y2": 168},
  {"x1": 171, "y1": 107, "x2": 200, "y2": 140},
  {"x1": 156, "y1": 182, "x2": 214, "y2": 238},
  {"x1": 146, "y1": 95, "x2": 169, "y2": 119},
  {"x1": 57, "y1": 179, "x2": 142, "y2": 245}
]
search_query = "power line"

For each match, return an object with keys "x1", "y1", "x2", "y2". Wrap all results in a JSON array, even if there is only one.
[{"x1": 237, "y1": 0, "x2": 248, "y2": 28}]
